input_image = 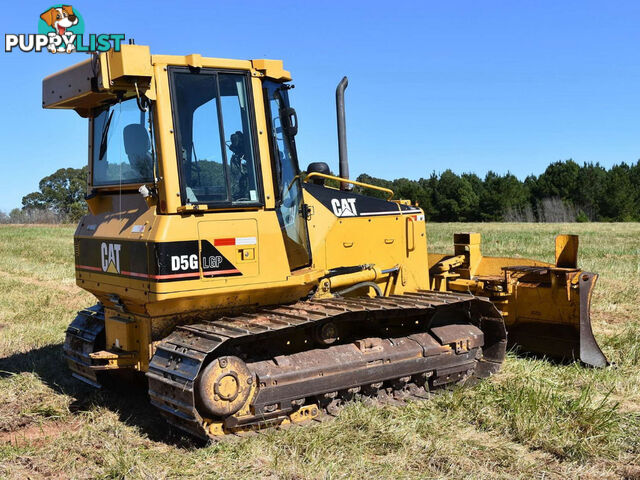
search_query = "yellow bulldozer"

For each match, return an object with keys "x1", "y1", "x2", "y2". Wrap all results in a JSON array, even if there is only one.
[{"x1": 42, "y1": 45, "x2": 607, "y2": 440}]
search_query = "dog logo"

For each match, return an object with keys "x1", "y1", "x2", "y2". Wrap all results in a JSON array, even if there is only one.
[
  {"x1": 4, "y1": 5, "x2": 125, "y2": 54},
  {"x1": 40, "y1": 5, "x2": 78, "y2": 35},
  {"x1": 40, "y1": 5, "x2": 78, "y2": 36},
  {"x1": 38, "y1": 4, "x2": 82, "y2": 53}
]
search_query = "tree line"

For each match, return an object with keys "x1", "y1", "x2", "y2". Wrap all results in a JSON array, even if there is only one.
[
  {"x1": 355, "y1": 160, "x2": 640, "y2": 222},
  {"x1": 0, "y1": 167, "x2": 88, "y2": 224},
  {"x1": 1, "y1": 160, "x2": 639, "y2": 224}
]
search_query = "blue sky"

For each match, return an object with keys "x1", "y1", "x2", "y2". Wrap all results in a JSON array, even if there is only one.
[{"x1": 1, "y1": 0, "x2": 639, "y2": 211}]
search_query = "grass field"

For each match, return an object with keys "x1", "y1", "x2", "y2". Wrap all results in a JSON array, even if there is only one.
[{"x1": 0, "y1": 223, "x2": 639, "y2": 479}]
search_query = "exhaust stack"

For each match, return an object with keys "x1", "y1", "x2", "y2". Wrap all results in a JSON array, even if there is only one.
[{"x1": 336, "y1": 76, "x2": 350, "y2": 190}]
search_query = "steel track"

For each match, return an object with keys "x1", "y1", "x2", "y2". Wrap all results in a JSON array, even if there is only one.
[
  {"x1": 64, "y1": 304, "x2": 105, "y2": 388},
  {"x1": 146, "y1": 291, "x2": 506, "y2": 440}
]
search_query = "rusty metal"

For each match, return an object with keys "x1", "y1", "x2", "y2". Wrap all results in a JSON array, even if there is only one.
[
  {"x1": 578, "y1": 273, "x2": 608, "y2": 367},
  {"x1": 197, "y1": 356, "x2": 254, "y2": 417},
  {"x1": 146, "y1": 291, "x2": 506, "y2": 440}
]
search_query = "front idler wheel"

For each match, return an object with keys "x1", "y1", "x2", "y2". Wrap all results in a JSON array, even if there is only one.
[{"x1": 197, "y1": 356, "x2": 253, "y2": 418}]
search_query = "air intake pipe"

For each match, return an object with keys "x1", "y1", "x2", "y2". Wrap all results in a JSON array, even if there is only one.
[{"x1": 336, "y1": 76, "x2": 351, "y2": 190}]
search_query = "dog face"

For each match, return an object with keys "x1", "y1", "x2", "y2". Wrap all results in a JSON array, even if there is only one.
[{"x1": 40, "y1": 5, "x2": 78, "y2": 35}]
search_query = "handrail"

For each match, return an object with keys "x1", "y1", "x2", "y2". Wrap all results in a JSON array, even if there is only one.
[{"x1": 304, "y1": 172, "x2": 394, "y2": 200}]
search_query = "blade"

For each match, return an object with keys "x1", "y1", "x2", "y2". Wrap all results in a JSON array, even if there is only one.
[{"x1": 505, "y1": 271, "x2": 608, "y2": 368}]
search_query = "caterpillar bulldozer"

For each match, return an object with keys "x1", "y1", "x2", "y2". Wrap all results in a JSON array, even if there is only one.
[{"x1": 42, "y1": 45, "x2": 607, "y2": 440}]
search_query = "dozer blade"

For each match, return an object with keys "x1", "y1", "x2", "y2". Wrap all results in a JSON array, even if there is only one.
[
  {"x1": 429, "y1": 233, "x2": 609, "y2": 368},
  {"x1": 502, "y1": 269, "x2": 608, "y2": 367}
]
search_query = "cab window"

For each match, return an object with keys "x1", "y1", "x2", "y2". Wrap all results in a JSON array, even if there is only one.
[
  {"x1": 91, "y1": 98, "x2": 155, "y2": 186},
  {"x1": 170, "y1": 69, "x2": 260, "y2": 206}
]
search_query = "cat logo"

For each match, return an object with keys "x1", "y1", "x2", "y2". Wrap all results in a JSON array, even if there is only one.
[
  {"x1": 331, "y1": 198, "x2": 358, "y2": 217},
  {"x1": 101, "y1": 242, "x2": 122, "y2": 273}
]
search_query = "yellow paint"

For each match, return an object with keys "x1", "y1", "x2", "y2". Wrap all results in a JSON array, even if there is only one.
[
  {"x1": 207, "y1": 421, "x2": 225, "y2": 437},
  {"x1": 555, "y1": 234, "x2": 579, "y2": 268},
  {"x1": 289, "y1": 404, "x2": 320, "y2": 423},
  {"x1": 198, "y1": 219, "x2": 260, "y2": 279},
  {"x1": 430, "y1": 233, "x2": 588, "y2": 331},
  {"x1": 251, "y1": 59, "x2": 292, "y2": 81},
  {"x1": 106, "y1": 45, "x2": 153, "y2": 82},
  {"x1": 218, "y1": 375, "x2": 238, "y2": 398}
]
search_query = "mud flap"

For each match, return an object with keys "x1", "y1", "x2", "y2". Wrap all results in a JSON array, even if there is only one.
[{"x1": 506, "y1": 272, "x2": 608, "y2": 368}]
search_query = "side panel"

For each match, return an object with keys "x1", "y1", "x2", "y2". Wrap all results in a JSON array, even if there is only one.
[
  {"x1": 76, "y1": 202, "x2": 321, "y2": 317},
  {"x1": 303, "y1": 183, "x2": 429, "y2": 293},
  {"x1": 198, "y1": 219, "x2": 259, "y2": 279}
]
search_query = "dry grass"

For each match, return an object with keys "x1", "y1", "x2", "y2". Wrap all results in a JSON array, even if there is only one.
[{"x1": 0, "y1": 223, "x2": 639, "y2": 479}]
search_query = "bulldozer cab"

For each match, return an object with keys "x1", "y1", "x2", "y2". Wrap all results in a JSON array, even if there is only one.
[
  {"x1": 164, "y1": 67, "x2": 311, "y2": 269},
  {"x1": 47, "y1": 46, "x2": 313, "y2": 277}
]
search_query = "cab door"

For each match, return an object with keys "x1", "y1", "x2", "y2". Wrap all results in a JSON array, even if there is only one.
[
  {"x1": 169, "y1": 68, "x2": 264, "y2": 280},
  {"x1": 263, "y1": 81, "x2": 312, "y2": 270}
]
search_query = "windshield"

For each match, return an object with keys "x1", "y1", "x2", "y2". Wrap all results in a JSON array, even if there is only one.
[
  {"x1": 170, "y1": 68, "x2": 259, "y2": 205},
  {"x1": 91, "y1": 98, "x2": 155, "y2": 186}
]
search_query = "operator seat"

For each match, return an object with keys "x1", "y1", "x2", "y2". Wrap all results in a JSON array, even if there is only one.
[{"x1": 123, "y1": 124, "x2": 153, "y2": 179}]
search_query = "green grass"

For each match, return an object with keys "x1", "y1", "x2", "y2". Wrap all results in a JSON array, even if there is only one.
[{"x1": 0, "y1": 223, "x2": 639, "y2": 479}]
